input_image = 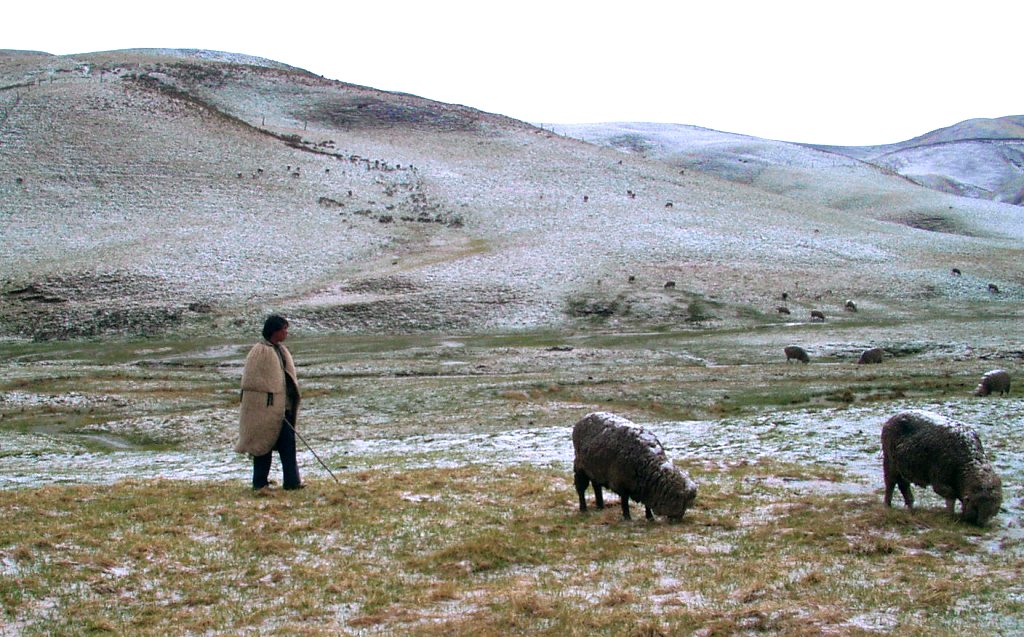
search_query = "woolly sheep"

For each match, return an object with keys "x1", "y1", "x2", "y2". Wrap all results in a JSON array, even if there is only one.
[
  {"x1": 857, "y1": 347, "x2": 884, "y2": 364},
  {"x1": 784, "y1": 345, "x2": 809, "y2": 364},
  {"x1": 810, "y1": 310, "x2": 826, "y2": 321},
  {"x1": 572, "y1": 412, "x2": 697, "y2": 521},
  {"x1": 845, "y1": 299, "x2": 858, "y2": 312},
  {"x1": 882, "y1": 410, "x2": 1002, "y2": 526},
  {"x1": 974, "y1": 369, "x2": 1011, "y2": 396}
]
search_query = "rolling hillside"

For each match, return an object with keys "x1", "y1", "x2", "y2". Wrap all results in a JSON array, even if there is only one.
[
  {"x1": 2, "y1": 49, "x2": 1022, "y2": 340},
  {"x1": 812, "y1": 116, "x2": 1024, "y2": 205}
]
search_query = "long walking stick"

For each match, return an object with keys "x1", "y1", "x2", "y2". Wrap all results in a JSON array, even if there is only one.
[{"x1": 284, "y1": 418, "x2": 341, "y2": 485}]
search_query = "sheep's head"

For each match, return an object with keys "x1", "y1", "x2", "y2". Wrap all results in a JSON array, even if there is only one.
[
  {"x1": 962, "y1": 467, "x2": 1002, "y2": 526},
  {"x1": 974, "y1": 383, "x2": 991, "y2": 396},
  {"x1": 652, "y1": 467, "x2": 698, "y2": 522}
]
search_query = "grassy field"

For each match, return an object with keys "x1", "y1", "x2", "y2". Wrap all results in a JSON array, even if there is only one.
[
  {"x1": 1, "y1": 317, "x2": 1022, "y2": 635},
  {"x1": 1, "y1": 464, "x2": 1021, "y2": 636}
]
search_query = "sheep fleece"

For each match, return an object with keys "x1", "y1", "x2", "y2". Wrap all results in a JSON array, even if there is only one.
[
  {"x1": 784, "y1": 346, "x2": 809, "y2": 363},
  {"x1": 881, "y1": 410, "x2": 1002, "y2": 525},
  {"x1": 975, "y1": 369, "x2": 1010, "y2": 396},
  {"x1": 573, "y1": 412, "x2": 697, "y2": 520}
]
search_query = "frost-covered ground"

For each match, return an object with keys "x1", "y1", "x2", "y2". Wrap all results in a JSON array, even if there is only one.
[{"x1": 4, "y1": 397, "x2": 1021, "y2": 538}]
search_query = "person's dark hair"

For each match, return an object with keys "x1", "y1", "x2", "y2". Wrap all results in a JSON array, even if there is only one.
[{"x1": 262, "y1": 315, "x2": 289, "y2": 341}]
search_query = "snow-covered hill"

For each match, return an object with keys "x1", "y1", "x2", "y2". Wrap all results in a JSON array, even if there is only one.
[
  {"x1": 812, "y1": 116, "x2": 1024, "y2": 205},
  {"x1": 551, "y1": 117, "x2": 1024, "y2": 207},
  {"x1": 2, "y1": 50, "x2": 1022, "y2": 340}
]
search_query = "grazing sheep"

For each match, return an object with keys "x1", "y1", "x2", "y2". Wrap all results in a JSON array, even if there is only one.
[
  {"x1": 573, "y1": 412, "x2": 697, "y2": 521},
  {"x1": 857, "y1": 347, "x2": 884, "y2": 364},
  {"x1": 664, "y1": 281, "x2": 676, "y2": 289},
  {"x1": 845, "y1": 300, "x2": 858, "y2": 312},
  {"x1": 951, "y1": 268, "x2": 962, "y2": 276},
  {"x1": 784, "y1": 345, "x2": 809, "y2": 364},
  {"x1": 810, "y1": 310, "x2": 826, "y2": 321},
  {"x1": 988, "y1": 283, "x2": 1000, "y2": 293},
  {"x1": 882, "y1": 410, "x2": 1002, "y2": 525},
  {"x1": 777, "y1": 306, "x2": 791, "y2": 315},
  {"x1": 974, "y1": 369, "x2": 1011, "y2": 396}
]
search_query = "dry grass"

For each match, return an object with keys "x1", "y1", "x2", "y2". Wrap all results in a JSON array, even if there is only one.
[{"x1": 1, "y1": 462, "x2": 1020, "y2": 636}]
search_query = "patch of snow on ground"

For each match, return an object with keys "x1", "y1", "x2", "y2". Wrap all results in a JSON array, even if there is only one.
[{"x1": 4, "y1": 399, "x2": 1020, "y2": 528}]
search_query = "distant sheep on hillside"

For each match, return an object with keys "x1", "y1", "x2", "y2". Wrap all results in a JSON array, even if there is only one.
[
  {"x1": 951, "y1": 268, "x2": 962, "y2": 276},
  {"x1": 777, "y1": 306, "x2": 791, "y2": 315},
  {"x1": 573, "y1": 412, "x2": 697, "y2": 521},
  {"x1": 784, "y1": 346, "x2": 809, "y2": 364},
  {"x1": 857, "y1": 347, "x2": 884, "y2": 364},
  {"x1": 810, "y1": 310, "x2": 826, "y2": 321},
  {"x1": 845, "y1": 300, "x2": 857, "y2": 312},
  {"x1": 974, "y1": 369, "x2": 1010, "y2": 396},
  {"x1": 664, "y1": 281, "x2": 676, "y2": 289},
  {"x1": 988, "y1": 283, "x2": 1000, "y2": 293}
]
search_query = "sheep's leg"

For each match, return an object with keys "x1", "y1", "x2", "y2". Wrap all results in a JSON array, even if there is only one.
[
  {"x1": 574, "y1": 470, "x2": 590, "y2": 512},
  {"x1": 645, "y1": 505, "x2": 654, "y2": 520},
  {"x1": 593, "y1": 484, "x2": 605, "y2": 510},
  {"x1": 619, "y1": 494, "x2": 631, "y2": 520},
  {"x1": 945, "y1": 498, "x2": 956, "y2": 517},
  {"x1": 883, "y1": 466, "x2": 899, "y2": 507},
  {"x1": 896, "y1": 479, "x2": 914, "y2": 510},
  {"x1": 884, "y1": 481, "x2": 895, "y2": 507}
]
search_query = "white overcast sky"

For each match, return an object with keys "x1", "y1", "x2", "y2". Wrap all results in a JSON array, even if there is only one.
[{"x1": 5, "y1": 0, "x2": 1020, "y2": 145}]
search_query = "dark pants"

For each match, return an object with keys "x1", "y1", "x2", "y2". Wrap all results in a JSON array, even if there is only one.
[{"x1": 252, "y1": 415, "x2": 301, "y2": 489}]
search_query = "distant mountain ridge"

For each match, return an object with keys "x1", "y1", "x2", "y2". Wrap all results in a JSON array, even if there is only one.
[
  {"x1": 550, "y1": 116, "x2": 1024, "y2": 206},
  {"x1": 816, "y1": 115, "x2": 1024, "y2": 155},
  {"x1": 809, "y1": 115, "x2": 1024, "y2": 205}
]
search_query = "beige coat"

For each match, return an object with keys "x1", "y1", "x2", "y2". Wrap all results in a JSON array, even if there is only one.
[{"x1": 235, "y1": 341, "x2": 301, "y2": 456}]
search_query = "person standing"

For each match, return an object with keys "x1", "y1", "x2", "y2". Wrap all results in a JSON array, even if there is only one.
[{"x1": 236, "y1": 315, "x2": 304, "y2": 490}]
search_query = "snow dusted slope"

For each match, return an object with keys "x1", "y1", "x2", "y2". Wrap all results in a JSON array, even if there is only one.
[
  {"x1": 545, "y1": 121, "x2": 1024, "y2": 243},
  {"x1": 811, "y1": 116, "x2": 1024, "y2": 205},
  {"x1": 549, "y1": 118, "x2": 1024, "y2": 207},
  {"x1": 2, "y1": 50, "x2": 1022, "y2": 340}
]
